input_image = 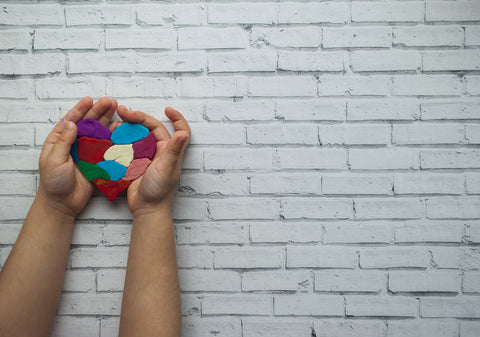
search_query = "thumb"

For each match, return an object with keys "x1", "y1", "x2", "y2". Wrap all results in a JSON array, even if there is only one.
[
  {"x1": 163, "y1": 132, "x2": 188, "y2": 170},
  {"x1": 50, "y1": 121, "x2": 77, "y2": 163}
]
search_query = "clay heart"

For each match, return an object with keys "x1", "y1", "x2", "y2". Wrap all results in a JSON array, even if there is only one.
[{"x1": 70, "y1": 118, "x2": 156, "y2": 201}]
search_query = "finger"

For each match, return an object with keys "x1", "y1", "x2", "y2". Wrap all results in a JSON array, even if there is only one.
[
  {"x1": 117, "y1": 105, "x2": 171, "y2": 141},
  {"x1": 98, "y1": 98, "x2": 118, "y2": 126},
  {"x1": 63, "y1": 96, "x2": 94, "y2": 123},
  {"x1": 49, "y1": 121, "x2": 78, "y2": 164},
  {"x1": 160, "y1": 131, "x2": 189, "y2": 172},
  {"x1": 83, "y1": 97, "x2": 113, "y2": 123},
  {"x1": 165, "y1": 107, "x2": 191, "y2": 142},
  {"x1": 109, "y1": 120, "x2": 122, "y2": 132}
]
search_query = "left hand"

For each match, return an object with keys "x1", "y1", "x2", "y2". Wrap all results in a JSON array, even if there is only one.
[{"x1": 37, "y1": 97, "x2": 118, "y2": 217}]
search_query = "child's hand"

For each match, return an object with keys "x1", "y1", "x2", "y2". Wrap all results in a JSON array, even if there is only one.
[
  {"x1": 116, "y1": 105, "x2": 191, "y2": 217},
  {"x1": 37, "y1": 97, "x2": 118, "y2": 217}
]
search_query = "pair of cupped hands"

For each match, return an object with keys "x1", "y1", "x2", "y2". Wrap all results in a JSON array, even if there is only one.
[{"x1": 38, "y1": 97, "x2": 190, "y2": 218}]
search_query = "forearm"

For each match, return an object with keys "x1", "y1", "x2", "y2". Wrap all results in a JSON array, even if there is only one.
[
  {"x1": 0, "y1": 194, "x2": 75, "y2": 337},
  {"x1": 119, "y1": 209, "x2": 181, "y2": 337}
]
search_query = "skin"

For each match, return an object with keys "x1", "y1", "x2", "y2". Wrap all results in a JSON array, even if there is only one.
[{"x1": 0, "y1": 97, "x2": 190, "y2": 337}]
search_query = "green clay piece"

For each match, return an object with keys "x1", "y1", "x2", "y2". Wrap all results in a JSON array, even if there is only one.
[{"x1": 78, "y1": 160, "x2": 110, "y2": 182}]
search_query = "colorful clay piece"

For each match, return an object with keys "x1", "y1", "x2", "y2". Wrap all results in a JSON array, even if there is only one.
[
  {"x1": 123, "y1": 158, "x2": 152, "y2": 181},
  {"x1": 77, "y1": 118, "x2": 111, "y2": 140},
  {"x1": 96, "y1": 160, "x2": 127, "y2": 181},
  {"x1": 70, "y1": 139, "x2": 79, "y2": 163},
  {"x1": 111, "y1": 122, "x2": 149, "y2": 145},
  {"x1": 78, "y1": 161, "x2": 110, "y2": 182},
  {"x1": 103, "y1": 144, "x2": 134, "y2": 167},
  {"x1": 77, "y1": 136, "x2": 113, "y2": 164},
  {"x1": 133, "y1": 132, "x2": 157, "y2": 160},
  {"x1": 93, "y1": 179, "x2": 131, "y2": 201}
]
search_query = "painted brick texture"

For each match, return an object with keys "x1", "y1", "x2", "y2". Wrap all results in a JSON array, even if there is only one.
[{"x1": 0, "y1": 1, "x2": 479, "y2": 337}]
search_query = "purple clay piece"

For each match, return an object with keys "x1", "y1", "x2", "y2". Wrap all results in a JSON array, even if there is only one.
[{"x1": 77, "y1": 118, "x2": 112, "y2": 140}]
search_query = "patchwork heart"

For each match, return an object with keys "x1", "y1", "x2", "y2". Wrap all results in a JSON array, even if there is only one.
[{"x1": 70, "y1": 118, "x2": 157, "y2": 201}]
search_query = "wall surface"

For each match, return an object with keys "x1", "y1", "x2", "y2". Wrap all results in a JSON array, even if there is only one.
[{"x1": 0, "y1": 0, "x2": 480, "y2": 336}]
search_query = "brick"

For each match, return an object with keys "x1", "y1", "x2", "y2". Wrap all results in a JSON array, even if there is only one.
[
  {"x1": 0, "y1": 124, "x2": 34, "y2": 146},
  {"x1": 346, "y1": 295, "x2": 417, "y2": 317},
  {"x1": 102, "y1": 225, "x2": 131, "y2": 246},
  {"x1": 63, "y1": 270, "x2": 96, "y2": 292},
  {"x1": 421, "y1": 102, "x2": 480, "y2": 120},
  {"x1": 278, "y1": 3, "x2": 348, "y2": 24},
  {"x1": 287, "y1": 246, "x2": 356, "y2": 269},
  {"x1": 249, "y1": 222, "x2": 323, "y2": 243},
  {"x1": 204, "y1": 100, "x2": 276, "y2": 121},
  {"x1": 393, "y1": 75, "x2": 462, "y2": 96},
  {"x1": 349, "y1": 149, "x2": 419, "y2": 170},
  {"x1": 77, "y1": 197, "x2": 133, "y2": 220},
  {"x1": 214, "y1": 247, "x2": 284, "y2": 269},
  {"x1": 35, "y1": 29, "x2": 102, "y2": 50},
  {"x1": 136, "y1": 53, "x2": 206, "y2": 73},
  {"x1": 68, "y1": 52, "x2": 135, "y2": 73},
  {"x1": 66, "y1": 6, "x2": 134, "y2": 26},
  {"x1": 183, "y1": 318, "x2": 241, "y2": 337},
  {"x1": 96, "y1": 269, "x2": 125, "y2": 292},
  {"x1": 355, "y1": 198, "x2": 424, "y2": 219},
  {"x1": 322, "y1": 174, "x2": 393, "y2": 195},
  {"x1": 173, "y1": 198, "x2": 206, "y2": 221},
  {"x1": 278, "y1": 51, "x2": 345, "y2": 72},
  {"x1": 278, "y1": 149, "x2": 347, "y2": 170},
  {"x1": 176, "y1": 247, "x2": 213, "y2": 269},
  {"x1": 243, "y1": 271, "x2": 311, "y2": 292},
  {"x1": 323, "y1": 222, "x2": 393, "y2": 244},
  {"x1": 352, "y1": 2, "x2": 424, "y2": 23},
  {"x1": 208, "y1": 50, "x2": 276, "y2": 73},
  {"x1": 0, "y1": 30, "x2": 31, "y2": 50},
  {"x1": 189, "y1": 124, "x2": 245, "y2": 145},
  {"x1": 314, "y1": 320, "x2": 386, "y2": 337},
  {"x1": 180, "y1": 76, "x2": 247, "y2": 98},
  {"x1": 276, "y1": 100, "x2": 346, "y2": 121},
  {"x1": 360, "y1": 247, "x2": 428, "y2": 269},
  {"x1": 243, "y1": 319, "x2": 312, "y2": 337},
  {"x1": 426, "y1": 198, "x2": 480, "y2": 219},
  {"x1": 180, "y1": 173, "x2": 248, "y2": 195},
  {"x1": 466, "y1": 26, "x2": 480, "y2": 46},
  {"x1": 202, "y1": 295, "x2": 272, "y2": 315},
  {"x1": 387, "y1": 320, "x2": 458, "y2": 337},
  {"x1": 179, "y1": 27, "x2": 248, "y2": 50},
  {"x1": 205, "y1": 148, "x2": 273, "y2": 170},
  {"x1": 179, "y1": 270, "x2": 240, "y2": 292},
  {"x1": 426, "y1": 1, "x2": 480, "y2": 22},
  {"x1": 318, "y1": 75, "x2": 391, "y2": 96},
  {"x1": 394, "y1": 173, "x2": 464, "y2": 195},
  {"x1": 36, "y1": 77, "x2": 106, "y2": 99},
  {"x1": 421, "y1": 150, "x2": 480, "y2": 169},
  {"x1": 421, "y1": 297, "x2": 480, "y2": 318},
  {"x1": 0, "y1": 54, "x2": 64, "y2": 75},
  {"x1": 250, "y1": 173, "x2": 321, "y2": 194},
  {"x1": 466, "y1": 222, "x2": 480, "y2": 243},
  {"x1": 106, "y1": 28, "x2": 175, "y2": 50},
  {"x1": 71, "y1": 224, "x2": 102, "y2": 245},
  {"x1": 0, "y1": 224, "x2": 21, "y2": 244},
  {"x1": 424, "y1": 50, "x2": 480, "y2": 71},
  {"x1": 208, "y1": 3, "x2": 277, "y2": 24},
  {"x1": 247, "y1": 124, "x2": 318, "y2": 145},
  {"x1": 315, "y1": 271, "x2": 386, "y2": 293},
  {"x1": 100, "y1": 318, "x2": 119, "y2": 337},
  {"x1": 319, "y1": 124, "x2": 390, "y2": 145},
  {"x1": 251, "y1": 27, "x2": 321, "y2": 48},
  {"x1": 275, "y1": 295, "x2": 344, "y2": 316},
  {"x1": 464, "y1": 272, "x2": 480, "y2": 293},
  {"x1": 393, "y1": 26, "x2": 463, "y2": 47},
  {"x1": 51, "y1": 317, "x2": 99, "y2": 337},
  {"x1": 389, "y1": 271, "x2": 459, "y2": 293},
  {"x1": 461, "y1": 322, "x2": 480, "y2": 337},
  {"x1": 466, "y1": 173, "x2": 480, "y2": 194},
  {"x1": 0, "y1": 5, "x2": 63, "y2": 25},
  {"x1": 394, "y1": 221, "x2": 463, "y2": 243},
  {"x1": 249, "y1": 76, "x2": 317, "y2": 97},
  {"x1": 465, "y1": 76, "x2": 480, "y2": 95},
  {"x1": 176, "y1": 223, "x2": 248, "y2": 245},
  {"x1": 393, "y1": 123, "x2": 464, "y2": 145},
  {"x1": 107, "y1": 77, "x2": 175, "y2": 98},
  {"x1": 0, "y1": 80, "x2": 33, "y2": 99},
  {"x1": 351, "y1": 50, "x2": 421, "y2": 72},
  {"x1": 0, "y1": 197, "x2": 33, "y2": 220},
  {"x1": 282, "y1": 198, "x2": 353, "y2": 220},
  {"x1": 429, "y1": 247, "x2": 480, "y2": 269},
  {"x1": 137, "y1": 4, "x2": 206, "y2": 26},
  {"x1": 208, "y1": 198, "x2": 279, "y2": 220},
  {"x1": 323, "y1": 27, "x2": 391, "y2": 48},
  {"x1": 348, "y1": 99, "x2": 419, "y2": 121},
  {"x1": 58, "y1": 293, "x2": 122, "y2": 315},
  {"x1": 0, "y1": 149, "x2": 40, "y2": 170},
  {"x1": 70, "y1": 247, "x2": 128, "y2": 268}
]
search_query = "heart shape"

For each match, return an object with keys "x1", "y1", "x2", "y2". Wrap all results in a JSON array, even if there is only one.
[{"x1": 70, "y1": 118, "x2": 156, "y2": 201}]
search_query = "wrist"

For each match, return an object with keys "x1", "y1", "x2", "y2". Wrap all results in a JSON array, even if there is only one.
[{"x1": 34, "y1": 190, "x2": 77, "y2": 223}]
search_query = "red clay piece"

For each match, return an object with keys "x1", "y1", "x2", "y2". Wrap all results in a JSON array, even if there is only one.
[
  {"x1": 93, "y1": 179, "x2": 131, "y2": 201},
  {"x1": 123, "y1": 158, "x2": 152, "y2": 181},
  {"x1": 133, "y1": 132, "x2": 157, "y2": 160},
  {"x1": 77, "y1": 136, "x2": 113, "y2": 164}
]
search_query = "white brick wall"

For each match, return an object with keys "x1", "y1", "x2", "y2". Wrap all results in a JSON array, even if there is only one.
[{"x1": 0, "y1": 1, "x2": 479, "y2": 336}]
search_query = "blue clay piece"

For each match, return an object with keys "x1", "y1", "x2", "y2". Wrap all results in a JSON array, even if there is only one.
[
  {"x1": 96, "y1": 160, "x2": 127, "y2": 181},
  {"x1": 111, "y1": 122, "x2": 149, "y2": 145},
  {"x1": 70, "y1": 138, "x2": 79, "y2": 162},
  {"x1": 77, "y1": 118, "x2": 112, "y2": 140}
]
